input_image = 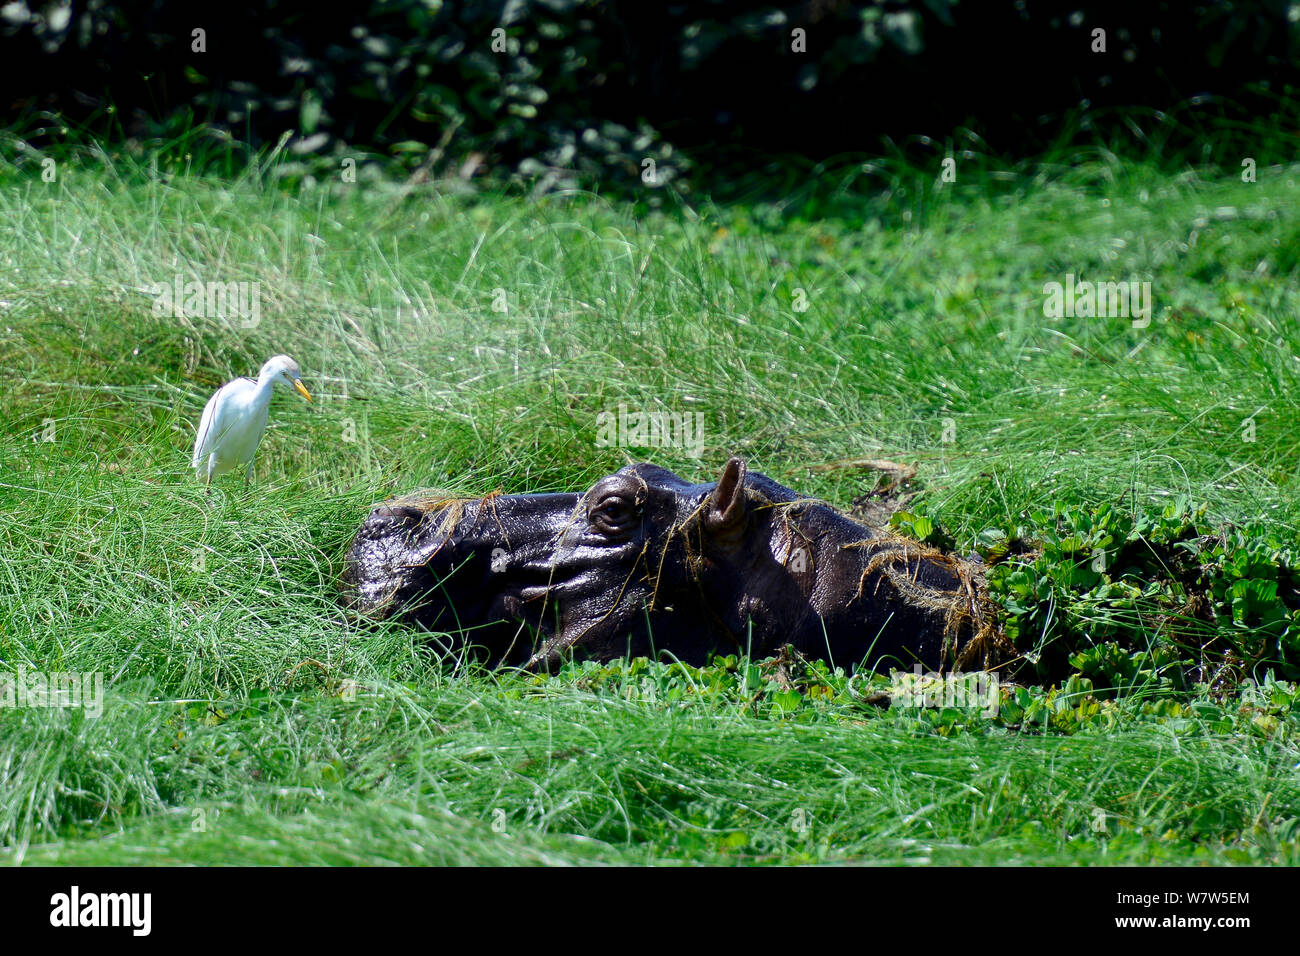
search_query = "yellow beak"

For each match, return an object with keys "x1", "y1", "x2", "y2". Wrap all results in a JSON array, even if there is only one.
[{"x1": 294, "y1": 379, "x2": 313, "y2": 403}]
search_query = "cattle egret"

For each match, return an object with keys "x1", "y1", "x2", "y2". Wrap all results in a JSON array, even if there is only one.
[{"x1": 192, "y1": 354, "x2": 312, "y2": 489}]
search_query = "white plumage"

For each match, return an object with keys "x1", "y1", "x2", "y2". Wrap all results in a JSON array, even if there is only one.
[{"x1": 192, "y1": 354, "x2": 312, "y2": 488}]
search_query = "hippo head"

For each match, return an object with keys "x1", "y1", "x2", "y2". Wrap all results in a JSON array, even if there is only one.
[{"x1": 342, "y1": 458, "x2": 996, "y2": 672}]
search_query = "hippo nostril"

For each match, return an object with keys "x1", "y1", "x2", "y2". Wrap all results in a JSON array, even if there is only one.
[{"x1": 372, "y1": 504, "x2": 425, "y2": 524}]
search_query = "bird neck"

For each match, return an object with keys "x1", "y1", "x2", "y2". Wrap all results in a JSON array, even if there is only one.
[{"x1": 253, "y1": 370, "x2": 280, "y2": 403}]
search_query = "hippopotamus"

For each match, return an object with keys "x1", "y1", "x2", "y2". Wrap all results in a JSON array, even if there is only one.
[{"x1": 341, "y1": 458, "x2": 1004, "y2": 673}]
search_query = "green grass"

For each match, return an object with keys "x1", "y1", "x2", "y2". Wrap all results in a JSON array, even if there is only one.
[{"x1": 2, "y1": 142, "x2": 1299, "y2": 864}]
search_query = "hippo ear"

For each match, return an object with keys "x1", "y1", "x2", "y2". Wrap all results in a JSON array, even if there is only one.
[{"x1": 704, "y1": 457, "x2": 747, "y2": 540}]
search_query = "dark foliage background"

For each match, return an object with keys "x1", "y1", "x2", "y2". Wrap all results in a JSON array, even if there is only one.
[{"x1": 3, "y1": 0, "x2": 1297, "y2": 188}]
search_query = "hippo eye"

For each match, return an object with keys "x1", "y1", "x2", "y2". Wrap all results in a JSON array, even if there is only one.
[{"x1": 589, "y1": 493, "x2": 640, "y2": 535}]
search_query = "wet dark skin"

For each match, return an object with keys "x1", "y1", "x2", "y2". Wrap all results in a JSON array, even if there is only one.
[{"x1": 342, "y1": 458, "x2": 987, "y2": 672}]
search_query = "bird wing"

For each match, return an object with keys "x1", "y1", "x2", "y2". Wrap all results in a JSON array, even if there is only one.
[{"x1": 192, "y1": 387, "x2": 226, "y2": 469}]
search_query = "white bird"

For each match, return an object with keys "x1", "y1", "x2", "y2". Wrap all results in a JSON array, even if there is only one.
[{"x1": 192, "y1": 354, "x2": 312, "y2": 489}]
